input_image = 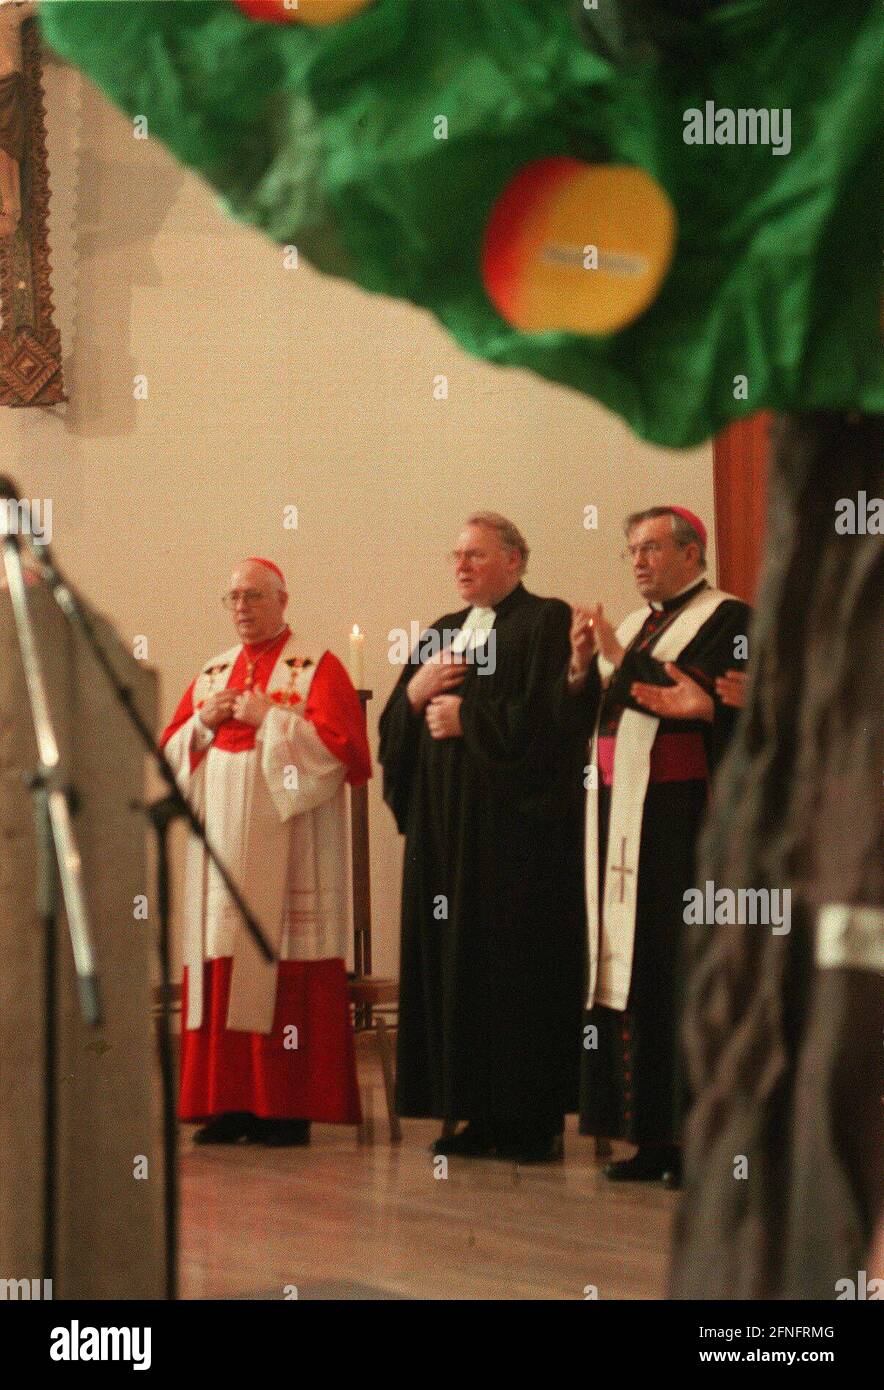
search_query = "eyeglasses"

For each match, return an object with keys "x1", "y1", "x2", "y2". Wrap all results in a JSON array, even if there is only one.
[
  {"x1": 447, "y1": 549, "x2": 491, "y2": 566},
  {"x1": 621, "y1": 541, "x2": 666, "y2": 562},
  {"x1": 221, "y1": 589, "x2": 271, "y2": 610}
]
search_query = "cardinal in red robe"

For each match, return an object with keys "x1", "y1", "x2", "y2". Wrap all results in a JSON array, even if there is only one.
[{"x1": 161, "y1": 557, "x2": 371, "y2": 1145}]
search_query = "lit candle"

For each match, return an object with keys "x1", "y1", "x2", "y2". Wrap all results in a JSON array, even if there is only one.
[{"x1": 349, "y1": 624, "x2": 365, "y2": 689}]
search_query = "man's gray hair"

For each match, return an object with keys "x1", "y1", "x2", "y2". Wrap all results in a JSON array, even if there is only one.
[
  {"x1": 624, "y1": 506, "x2": 706, "y2": 567},
  {"x1": 465, "y1": 511, "x2": 530, "y2": 573}
]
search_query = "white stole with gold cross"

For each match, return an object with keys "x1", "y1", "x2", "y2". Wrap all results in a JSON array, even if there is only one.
[{"x1": 585, "y1": 586, "x2": 734, "y2": 1010}]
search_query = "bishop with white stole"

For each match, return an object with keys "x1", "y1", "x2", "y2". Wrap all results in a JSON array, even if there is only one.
[
  {"x1": 161, "y1": 558, "x2": 371, "y2": 1145},
  {"x1": 557, "y1": 508, "x2": 750, "y2": 1187}
]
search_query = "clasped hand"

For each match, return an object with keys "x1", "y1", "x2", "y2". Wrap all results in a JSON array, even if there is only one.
[
  {"x1": 405, "y1": 652, "x2": 467, "y2": 739},
  {"x1": 199, "y1": 689, "x2": 273, "y2": 730}
]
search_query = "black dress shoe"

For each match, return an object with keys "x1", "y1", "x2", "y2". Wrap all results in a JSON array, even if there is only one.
[
  {"x1": 604, "y1": 1147, "x2": 677, "y2": 1183},
  {"x1": 504, "y1": 1133, "x2": 565, "y2": 1166},
  {"x1": 253, "y1": 1118, "x2": 311, "y2": 1147},
  {"x1": 431, "y1": 1122, "x2": 495, "y2": 1157},
  {"x1": 193, "y1": 1112, "x2": 254, "y2": 1145}
]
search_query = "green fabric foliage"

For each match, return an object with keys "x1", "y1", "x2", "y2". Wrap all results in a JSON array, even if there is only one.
[{"x1": 40, "y1": 0, "x2": 883, "y2": 446}]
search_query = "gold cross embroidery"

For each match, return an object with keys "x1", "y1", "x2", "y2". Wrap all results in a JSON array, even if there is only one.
[{"x1": 610, "y1": 836, "x2": 634, "y2": 904}]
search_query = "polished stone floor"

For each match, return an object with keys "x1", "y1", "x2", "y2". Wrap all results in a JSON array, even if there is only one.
[{"x1": 179, "y1": 1045, "x2": 675, "y2": 1301}]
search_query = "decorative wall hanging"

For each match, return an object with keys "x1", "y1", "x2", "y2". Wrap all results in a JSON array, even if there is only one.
[{"x1": 0, "y1": 6, "x2": 64, "y2": 407}]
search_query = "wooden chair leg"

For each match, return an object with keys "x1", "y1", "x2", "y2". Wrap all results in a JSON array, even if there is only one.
[
  {"x1": 356, "y1": 1082, "x2": 372, "y2": 1145},
  {"x1": 374, "y1": 1016, "x2": 401, "y2": 1144}
]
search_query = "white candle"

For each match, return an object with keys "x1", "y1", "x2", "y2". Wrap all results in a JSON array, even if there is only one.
[{"x1": 349, "y1": 624, "x2": 365, "y2": 689}]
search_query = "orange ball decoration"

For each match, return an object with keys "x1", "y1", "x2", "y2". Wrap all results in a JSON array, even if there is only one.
[
  {"x1": 233, "y1": 0, "x2": 373, "y2": 25},
  {"x1": 482, "y1": 157, "x2": 677, "y2": 336}
]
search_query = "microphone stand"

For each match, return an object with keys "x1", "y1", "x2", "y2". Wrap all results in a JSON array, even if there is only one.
[
  {"x1": 1, "y1": 517, "x2": 101, "y2": 1294},
  {"x1": 1, "y1": 476, "x2": 275, "y2": 1302},
  {"x1": 133, "y1": 791, "x2": 186, "y2": 1303}
]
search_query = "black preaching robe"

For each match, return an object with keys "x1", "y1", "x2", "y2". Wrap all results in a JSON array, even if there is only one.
[
  {"x1": 378, "y1": 583, "x2": 586, "y2": 1131},
  {"x1": 554, "y1": 579, "x2": 751, "y2": 1147}
]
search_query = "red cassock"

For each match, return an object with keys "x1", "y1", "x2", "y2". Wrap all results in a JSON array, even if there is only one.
[{"x1": 160, "y1": 629, "x2": 370, "y2": 1124}]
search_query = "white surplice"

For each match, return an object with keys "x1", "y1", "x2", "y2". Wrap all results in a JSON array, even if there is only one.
[{"x1": 162, "y1": 636, "x2": 350, "y2": 1034}]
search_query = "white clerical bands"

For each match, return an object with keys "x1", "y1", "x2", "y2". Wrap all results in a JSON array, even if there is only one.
[{"x1": 815, "y1": 904, "x2": 884, "y2": 975}]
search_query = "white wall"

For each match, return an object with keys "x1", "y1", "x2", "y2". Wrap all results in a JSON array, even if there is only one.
[{"x1": 2, "y1": 61, "x2": 715, "y2": 978}]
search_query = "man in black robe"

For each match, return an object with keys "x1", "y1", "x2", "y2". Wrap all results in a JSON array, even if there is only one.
[
  {"x1": 556, "y1": 506, "x2": 750, "y2": 1187},
  {"x1": 379, "y1": 511, "x2": 585, "y2": 1163}
]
